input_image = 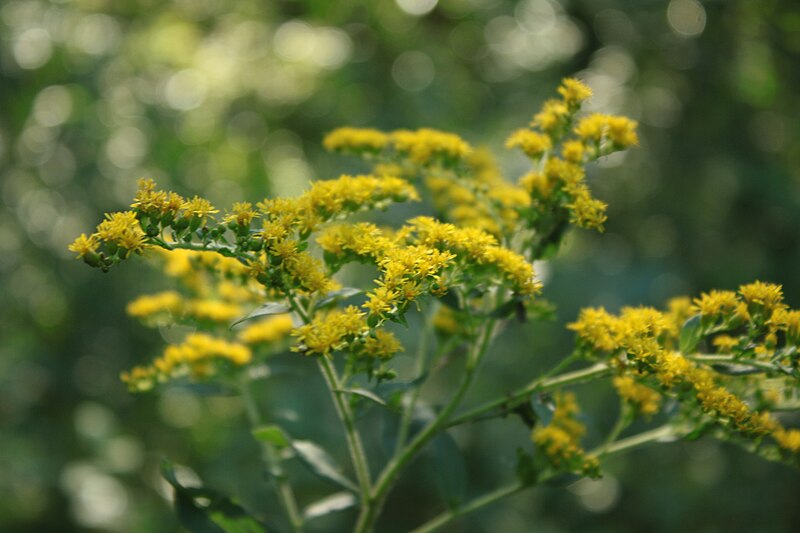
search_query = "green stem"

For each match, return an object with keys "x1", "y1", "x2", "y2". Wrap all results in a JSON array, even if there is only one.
[
  {"x1": 593, "y1": 423, "x2": 682, "y2": 459},
  {"x1": 240, "y1": 375, "x2": 304, "y2": 532},
  {"x1": 409, "y1": 422, "x2": 683, "y2": 533},
  {"x1": 395, "y1": 301, "x2": 439, "y2": 453},
  {"x1": 318, "y1": 357, "x2": 373, "y2": 497},
  {"x1": 409, "y1": 481, "x2": 526, "y2": 533},
  {"x1": 691, "y1": 354, "x2": 786, "y2": 374},
  {"x1": 354, "y1": 318, "x2": 498, "y2": 533},
  {"x1": 287, "y1": 293, "x2": 373, "y2": 499},
  {"x1": 599, "y1": 401, "x2": 632, "y2": 457},
  {"x1": 447, "y1": 362, "x2": 611, "y2": 428}
]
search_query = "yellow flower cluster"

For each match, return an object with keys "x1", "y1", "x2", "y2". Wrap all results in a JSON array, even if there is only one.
[
  {"x1": 238, "y1": 315, "x2": 295, "y2": 345},
  {"x1": 739, "y1": 281, "x2": 786, "y2": 315},
  {"x1": 324, "y1": 127, "x2": 472, "y2": 167},
  {"x1": 363, "y1": 330, "x2": 404, "y2": 359},
  {"x1": 558, "y1": 78, "x2": 593, "y2": 106},
  {"x1": 185, "y1": 299, "x2": 244, "y2": 323},
  {"x1": 121, "y1": 333, "x2": 252, "y2": 391},
  {"x1": 132, "y1": 178, "x2": 219, "y2": 227},
  {"x1": 531, "y1": 392, "x2": 599, "y2": 475},
  {"x1": 423, "y1": 149, "x2": 530, "y2": 238},
  {"x1": 258, "y1": 174, "x2": 418, "y2": 234},
  {"x1": 131, "y1": 178, "x2": 185, "y2": 216},
  {"x1": 772, "y1": 308, "x2": 800, "y2": 343},
  {"x1": 407, "y1": 216, "x2": 541, "y2": 295},
  {"x1": 693, "y1": 290, "x2": 740, "y2": 318},
  {"x1": 223, "y1": 202, "x2": 258, "y2": 228},
  {"x1": 574, "y1": 114, "x2": 639, "y2": 148},
  {"x1": 613, "y1": 375, "x2": 662, "y2": 416},
  {"x1": 126, "y1": 291, "x2": 183, "y2": 319},
  {"x1": 251, "y1": 174, "x2": 419, "y2": 295},
  {"x1": 532, "y1": 98, "x2": 570, "y2": 133},
  {"x1": 505, "y1": 129, "x2": 552, "y2": 158},
  {"x1": 317, "y1": 223, "x2": 398, "y2": 261},
  {"x1": 391, "y1": 128, "x2": 473, "y2": 166},
  {"x1": 69, "y1": 211, "x2": 149, "y2": 262},
  {"x1": 367, "y1": 245, "x2": 454, "y2": 316},
  {"x1": 157, "y1": 248, "x2": 250, "y2": 280},
  {"x1": 774, "y1": 428, "x2": 800, "y2": 453},
  {"x1": 508, "y1": 78, "x2": 639, "y2": 236},
  {"x1": 322, "y1": 127, "x2": 389, "y2": 154},
  {"x1": 292, "y1": 306, "x2": 366, "y2": 356},
  {"x1": 569, "y1": 291, "x2": 800, "y2": 452}
]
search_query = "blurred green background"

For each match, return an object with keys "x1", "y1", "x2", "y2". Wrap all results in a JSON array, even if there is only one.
[{"x1": 2, "y1": 0, "x2": 800, "y2": 531}]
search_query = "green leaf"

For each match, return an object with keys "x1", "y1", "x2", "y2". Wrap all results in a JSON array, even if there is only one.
[
  {"x1": 291, "y1": 440, "x2": 358, "y2": 492},
  {"x1": 252, "y1": 425, "x2": 291, "y2": 449},
  {"x1": 160, "y1": 460, "x2": 265, "y2": 533},
  {"x1": 419, "y1": 432, "x2": 466, "y2": 507},
  {"x1": 302, "y1": 492, "x2": 357, "y2": 522},
  {"x1": 335, "y1": 387, "x2": 387, "y2": 407},
  {"x1": 679, "y1": 314, "x2": 703, "y2": 355},
  {"x1": 230, "y1": 302, "x2": 291, "y2": 328},
  {"x1": 316, "y1": 287, "x2": 363, "y2": 309}
]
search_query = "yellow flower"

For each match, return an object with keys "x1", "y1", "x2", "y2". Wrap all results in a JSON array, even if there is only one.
[
  {"x1": 362, "y1": 330, "x2": 403, "y2": 359},
  {"x1": 561, "y1": 140, "x2": 585, "y2": 163},
  {"x1": 238, "y1": 314, "x2": 294, "y2": 345},
  {"x1": 121, "y1": 333, "x2": 252, "y2": 391},
  {"x1": 574, "y1": 113, "x2": 607, "y2": 142},
  {"x1": 317, "y1": 223, "x2": 395, "y2": 259},
  {"x1": 574, "y1": 114, "x2": 638, "y2": 148},
  {"x1": 693, "y1": 290, "x2": 739, "y2": 317},
  {"x1": 286, "y1": 251, "x2": 339, "y2": 294},
  {"x1": 664, "y1": 296, "x2": 694, "y2": 338},
  {"x1": 520, "y1": 171, "x2": 556, "y2": 198},
  {"x1": 606, "y1": 116, "x2": 639, "y2": 147},
  {"x1": 391, "y1": 128, "x2": 472, "y2": 166},
  {"x1": 96, "y1": 211, "x2": 149, "y2": 252},
  {"x1": 131, "y1": 178, "x2": 185, "y2": 215},
  {"x1": 568, "y1": 307, "x2": 621, "y2": 352},
  {"x1": 363, "y1": 286, "x2": 401, "y2": 317},
  {"x1": 613, "y1": 376, "x2": 661, "y2": 415},
  {"x1": 505, "y1": 129, "x2": 552, "y2": 158},
  {"x1": 185, "y1": 299, "x2": 243, "y2": 323},
  {"x1": 711, "y1": 335, "x2": 738, "y2": 353},
  {"x1": 774, "y1": 428, "x2": 800, "y2": 453},
  {"x1": 481, "y1": 246, "x2": 541, "y2": 295},
  {"x1": 557, "y1": 78, "x2": 593, "y2": 106},
  {"x1": 566, "y1": 185, "x2": 608, "y2": 230},
  {"x1": 68, "y1": 233, "x2": 100, "y2": 258},
  {"x1": 292, "y1": 306, "x2": 367, "y2": 356},
  {"x1": 323, "y1": 127, "x2": 390, "y2": 153},
  {"x1": 738, "y1": 281, "x2": 785, "y2": 314},
  {"x1": 126, "y1": 291, "x2": 184, "y2": 318},
  {"x1": 771, "y1": 308, "x2": 800, "y2": 339},
  {"x1": 223, "y1": 202, "x2": 257, "y2": 227},
  {"x1": 181, "y1": 196, "x2": 219, "y2": 220},
  {"x1": 531, "y1": 392, "x2": 597, "y2": 475},
  {"x1": 531, "y1": 99, "x2": 569, "y2": 132}
]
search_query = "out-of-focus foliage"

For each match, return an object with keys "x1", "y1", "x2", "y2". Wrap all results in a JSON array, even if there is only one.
[{"x1": 1, "y1": 0, "x2": 799, "y2": 531}]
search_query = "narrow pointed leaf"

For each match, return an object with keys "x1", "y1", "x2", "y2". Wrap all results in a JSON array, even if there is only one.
[
  {"x1": 316, "y1": 287, "x2": 364, "y2": 308},
  {"x1": 679, "y1": 314, "x2": 703, "y2": 355},
  {"x1": 302, "y1": 492, "x2": 357, "y2": 521},
  {"x1": 292, "y1": 440, "x2": 358, "y2": 492},
  {"x1": 231, "y1": 302, "x2": 291, "y2": 328},
  {"x1": 252, "y1": 424, "x2": 291, "y2": 449},
  {"x1": 335, "y1": 387, "x2": 387, "y2": 407}
]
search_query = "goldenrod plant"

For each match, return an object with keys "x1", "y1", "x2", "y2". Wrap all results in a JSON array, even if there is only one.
[{"x1": 70, "y1": 78, "x2": 800, "y2": 532}]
